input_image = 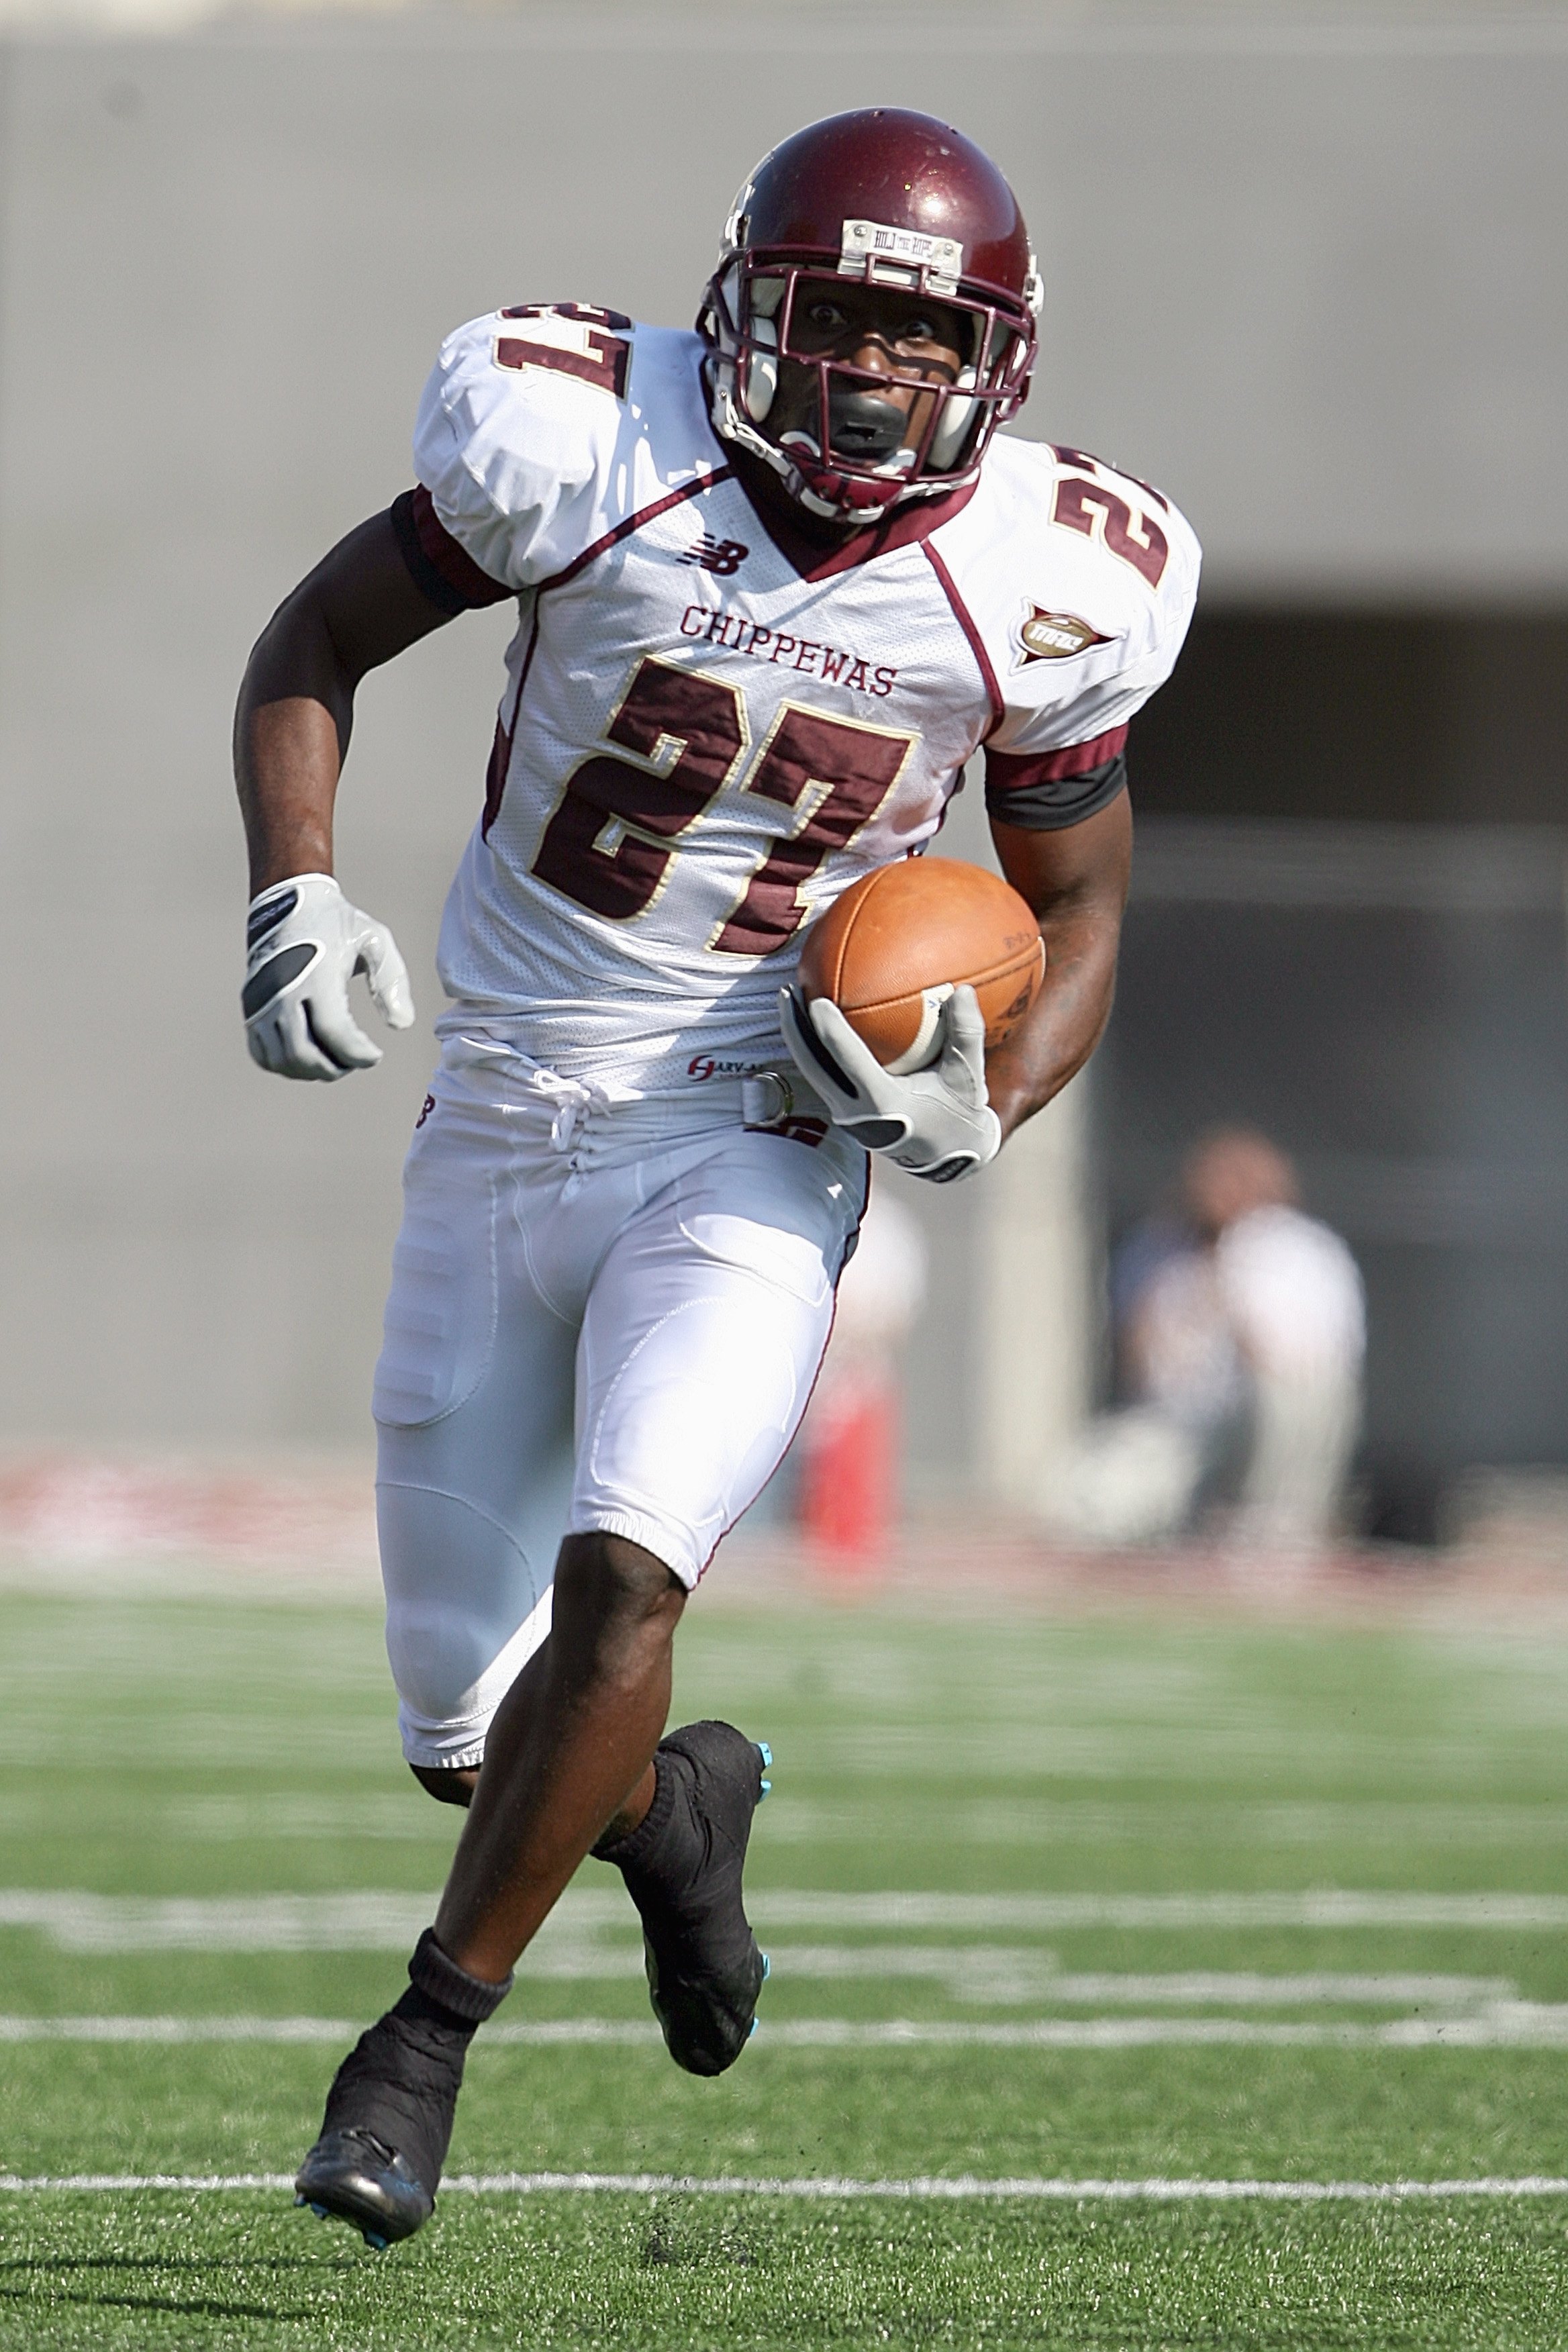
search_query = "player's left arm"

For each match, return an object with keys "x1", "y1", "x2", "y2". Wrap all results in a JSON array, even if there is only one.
[
  {"x1": 983, "y1": 789, "x2": 1132, "y2": 1142},
  {"x1": 971, "y1": 450, "x2": 1198, "y2": 1141}
]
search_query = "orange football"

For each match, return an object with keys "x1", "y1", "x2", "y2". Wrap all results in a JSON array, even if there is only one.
[{"x1": 799, "y1": 857, "x2": 1044, "y2": 1074}]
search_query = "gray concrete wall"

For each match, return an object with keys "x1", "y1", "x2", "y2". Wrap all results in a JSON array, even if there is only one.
[{"x1": 1, "y1": 7, "x2": 1565, "y2": 1461}]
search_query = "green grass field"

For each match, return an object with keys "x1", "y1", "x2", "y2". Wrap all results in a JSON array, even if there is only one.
[{"x1": 5, "y1": 1573, "x2": 1568, "y2": 2347}]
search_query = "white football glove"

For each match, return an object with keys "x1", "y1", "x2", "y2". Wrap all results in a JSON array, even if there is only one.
[
  {"x1": 779, "y1": 983, "x2": 1001, "y2": 1184},
  {"x1": 243, "y1": 873, "x2": 414, "y2": 1081}
]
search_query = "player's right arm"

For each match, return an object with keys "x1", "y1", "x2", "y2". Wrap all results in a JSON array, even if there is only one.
[
  {"x1": 234, "y1": 509, "x2": 456, "y2": 1080},
  {"x1": 238, "y1": 509, "x2": 454, "y2": 894},
  {"x1": 236, "y1": 305, "x2": 622, "y2": 1080}
]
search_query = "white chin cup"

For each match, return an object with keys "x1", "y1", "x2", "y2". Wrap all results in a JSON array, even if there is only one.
[
  {"x1": 744, "y1": 328, "x2": 778, "y2": 422},
  {"x1": 742, "y1": 277, "x2": 785, "y2": 423},
  {"x1": 928, "y1": 369, "x2": 979, "y2": 471}
]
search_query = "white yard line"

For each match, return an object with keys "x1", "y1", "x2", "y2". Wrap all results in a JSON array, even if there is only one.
[
  {"x1": 0, "y1": 1892, "x2": 441, "y2": 1951},
  {"x1": 744, "y1": 2014, "x2": 1568, "y2": 2047},
  {"x1": 8, "y1": 2010, "x2": 1568, "y2": 2047},
  {"x1": 0, "y1": 2016, "x2": 364, "y2": 2043},
  {"x1": 750, "y1": 1959, "x2": 1514, "y2": 2005},
  {"x1": 7, "y1": 1888, "x2": 1568, "y2": 1950},
  {"x1": 749, "y1": 1894, "x2": 1568, "y2": 1931},
  {"x1": 4, "y1": 2171, "x2": 1568, "y2": 2202}
]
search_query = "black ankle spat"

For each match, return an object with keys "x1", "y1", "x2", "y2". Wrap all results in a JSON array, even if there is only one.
[{"x1": 595, "y1": 1720, "x2": 769, "y2": 2077}]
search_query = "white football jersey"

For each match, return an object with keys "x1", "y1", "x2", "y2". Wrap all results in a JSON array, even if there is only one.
[{"x1": 407, "y1": 303, "x2": 1200, "y2": 1093}]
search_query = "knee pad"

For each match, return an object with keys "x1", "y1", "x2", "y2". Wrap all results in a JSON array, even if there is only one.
[{"x1": 377, "y1": 1481, "x2": 555, "y2": 1767}]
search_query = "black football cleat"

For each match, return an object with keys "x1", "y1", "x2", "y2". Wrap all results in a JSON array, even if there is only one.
[
  {"x1": 294, "y1": 1935, "x2": 510, "y2": 2248},
  {"x1": 294, "y1": 2007, "x2": 462, "y2": 2247},
  {"x1": 614, "y1": 1720, "x2": 772, "y2": 2077},
  {"x1": 295, "y1": 2126, "x2": 432, "y2": 2250}
]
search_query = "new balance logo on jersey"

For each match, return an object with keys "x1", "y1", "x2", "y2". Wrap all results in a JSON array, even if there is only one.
[{"x1": 681, "y1": 535, "x2": 749, "y2": 577}]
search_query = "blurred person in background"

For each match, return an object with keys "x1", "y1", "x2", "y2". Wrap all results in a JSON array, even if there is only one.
[{"x1": 1048, "y1": 1130, "x2": 1364, "y2": 1551}]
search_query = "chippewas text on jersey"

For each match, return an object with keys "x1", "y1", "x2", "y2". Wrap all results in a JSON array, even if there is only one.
[
  {"x1": 675, "y1": 602, "x2": 899, "y2": 699},
  {"x1": 407, "y1": 303, "x2": 1200, "y2": 1093}
]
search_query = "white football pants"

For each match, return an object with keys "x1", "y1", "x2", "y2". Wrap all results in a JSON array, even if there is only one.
[{"x1": 373, "y1": 1039, "x2": 866, "y2": 1768}]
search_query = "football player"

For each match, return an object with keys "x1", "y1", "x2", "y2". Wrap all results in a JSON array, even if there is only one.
[{"x1": 234, "y1": 106, "x2": 1199, "y2": 2245}]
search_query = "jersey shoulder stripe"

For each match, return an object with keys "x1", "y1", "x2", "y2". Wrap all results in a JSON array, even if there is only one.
[
  {"x1": 922, "y1": 540, "x2": 1003, "y2": 733},
  {"x1": 534, "y1": 467, "x2": 735, "y2": 596}
]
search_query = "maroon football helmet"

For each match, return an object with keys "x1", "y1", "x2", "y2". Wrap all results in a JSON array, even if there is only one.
[{"x1": 699, "y1": 109, "x2": 1041, "y2": 524}]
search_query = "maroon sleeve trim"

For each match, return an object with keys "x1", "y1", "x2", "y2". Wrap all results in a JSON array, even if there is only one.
[
  {"x1": 985, "y1": 749, "x2": 1126, "y2": 832},
  {"x1": 986, "y1": 726, "x2": 1130, "y2": 791},
  {"x1": 391, "y1": 485, "x2": 515, "y2": 613}
]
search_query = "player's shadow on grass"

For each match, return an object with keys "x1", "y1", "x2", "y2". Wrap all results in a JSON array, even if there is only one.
[
  {"x1": 0, "y1": 2253, "x2": 344, "y2": 2327},
  {"x1": 1, "y1": 2286, "x2": 312, "y2": 2324}
]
